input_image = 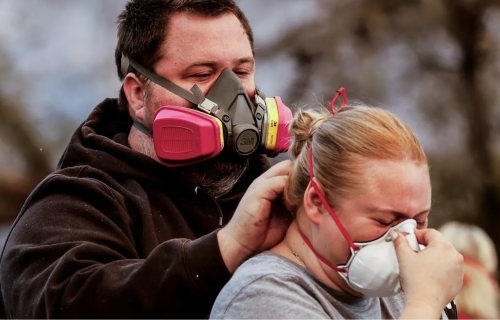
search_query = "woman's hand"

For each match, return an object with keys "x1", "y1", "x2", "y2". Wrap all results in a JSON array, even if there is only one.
[{"x1": 393, "y1": 228, "x2": 464, "y2": 319}]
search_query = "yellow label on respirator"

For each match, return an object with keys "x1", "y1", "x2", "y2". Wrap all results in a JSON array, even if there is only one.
[
  {"x1": 265, "y1": 98, "x2": 279, "y2": 151},
  {"x1": 214, "y1": 117, "x2": 225, "y2": 150}
]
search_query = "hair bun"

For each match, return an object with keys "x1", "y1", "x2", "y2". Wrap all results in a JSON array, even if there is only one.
[{"x1": 288, "y1": 109, "x2": 329, "y2": 159}]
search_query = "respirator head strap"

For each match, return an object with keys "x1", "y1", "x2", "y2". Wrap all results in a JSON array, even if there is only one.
[
  {"x1": 122, "y1": 54, "x2": 233, "y2": 136},
  {"x1": 124, "y1": 55, "x2": 205, "y2": 105},
  {"x1": 307, "y1": 87, "x2": 359, "y2": 251},
  {"x1": 132, "y1": 119, "x2": 152, "y2": 138},
  {"x1": 297, "y1": 227, "x2": 347, "y2": 273},
  {"x1": 309, "y1": 143, "x2": 360, "y2": 251}
]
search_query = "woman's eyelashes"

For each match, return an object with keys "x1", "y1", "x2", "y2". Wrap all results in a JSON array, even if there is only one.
[
  {"x1": 376, "y1": 219, "x2": 395, "y2": 227},
  {"x1": 417, "y1": 219, "x2": 427, "y2": 226},
  {"x1": 375, "y1": 219, "x2": 427, "y2": 227}
]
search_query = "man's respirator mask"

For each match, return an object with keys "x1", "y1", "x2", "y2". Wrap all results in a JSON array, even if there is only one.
[{"x1": 121, "y1": 55, "x2": 292, "y2": 167}]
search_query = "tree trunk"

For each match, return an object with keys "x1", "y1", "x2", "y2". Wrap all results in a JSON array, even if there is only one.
[{"x1": 445, "y1": 0, "x2": 500, "y2": 270}]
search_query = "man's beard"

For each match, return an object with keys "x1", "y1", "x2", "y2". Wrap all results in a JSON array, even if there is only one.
[
  {"x1": 175, "y1": 149, "x2": 250, "y2": 198},
  {"x1": 145, "y1": 90, "x2": 250, "y2": 197}
]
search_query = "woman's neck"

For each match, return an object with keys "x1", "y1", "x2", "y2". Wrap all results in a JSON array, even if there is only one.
[{"x1": 270, "y1": 220, "x2": 363, "y2": 297}]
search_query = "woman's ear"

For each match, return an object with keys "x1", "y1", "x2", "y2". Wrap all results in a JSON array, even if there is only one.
[
  {"x1": 123, "y1": 73, "x2": 146, "y2": 121},
  {"x1": 303, "y1": 178, "x2": 327, "y2": 225}
]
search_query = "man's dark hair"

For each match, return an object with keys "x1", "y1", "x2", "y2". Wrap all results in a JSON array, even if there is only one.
[{"x1": 115, "y1": 0, "x2": 254, "y2": 112}]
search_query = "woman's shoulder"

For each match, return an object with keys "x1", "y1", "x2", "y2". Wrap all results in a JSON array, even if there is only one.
[
  {"x1": 210, "y1": 251, "x2": 328, "y2": 319},
  {"x1": 220, "y1": 251, "x2": 311, "y2": 298},
  {"x1": 211, "y1": 251, "x2": 407, "y2": 319},
  {"x1": 234, "y1": 251, "x2": 305, "y2": 280}
]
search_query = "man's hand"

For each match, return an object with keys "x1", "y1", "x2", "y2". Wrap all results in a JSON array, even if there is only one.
[
  {"x1": 217, "y1": 160, "x2": 293, "y2": 273},
  {"x1": 394, "y1": 229, "x2": 464, "y2": 319}
]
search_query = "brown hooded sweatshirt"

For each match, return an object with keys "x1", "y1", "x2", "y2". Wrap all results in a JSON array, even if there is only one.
[{"x1": 0, "y1": 99, "x2": 269, "y2": 318}]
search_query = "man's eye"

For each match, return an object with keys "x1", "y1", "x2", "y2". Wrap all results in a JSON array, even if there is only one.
[{"x1": 191, "y1": 73, "x2": 211, "y2": 80}]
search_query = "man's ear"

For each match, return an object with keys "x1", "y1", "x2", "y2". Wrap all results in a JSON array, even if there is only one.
[
  {"x1": 303, "y1": 178, "x2": 327, "y2": 225},
  {"x1": 123, "y1": 73, "x2": 146, "y2": 121}
]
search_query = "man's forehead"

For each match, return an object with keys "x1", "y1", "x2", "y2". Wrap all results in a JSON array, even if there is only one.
[{"x1": 160, "y1": 12, "x2": 251, "y2": 61}]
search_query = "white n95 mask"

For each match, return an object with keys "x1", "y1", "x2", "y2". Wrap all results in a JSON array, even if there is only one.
[
  {"x1": 298, "y1": 141, "x2": 421, "y2": 297},
  {"x1": 336, "y1": 219, "x2": 420, "y2": 297}
]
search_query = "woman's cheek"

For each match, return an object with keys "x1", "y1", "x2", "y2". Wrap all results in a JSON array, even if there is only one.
[{"x1": 351, "y1": 225, "x2": 388, "y2": 242}]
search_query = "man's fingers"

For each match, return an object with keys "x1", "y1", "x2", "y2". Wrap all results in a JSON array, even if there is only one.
[
  {"x1": 259, "y1": 160, "x2": 293, "y2": 179},
  {"x1": 392, "y1": 231, "x2": 416, "y2": 262},
  {"x1": 256, "y1": 175, "x2": 288, "y2": 201}
]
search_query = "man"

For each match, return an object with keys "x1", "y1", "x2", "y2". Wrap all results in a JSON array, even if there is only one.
[{"x1": 0, "y1": 0, "x2": 292, "y2": 318}]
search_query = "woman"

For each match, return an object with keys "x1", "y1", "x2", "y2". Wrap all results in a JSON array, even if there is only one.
[
  {"x1": 440, "y1": 222, "x2": 500, "y2": 319},
  {"x1": 211, "y1": 89, "x2": 463, "y2": 319}
]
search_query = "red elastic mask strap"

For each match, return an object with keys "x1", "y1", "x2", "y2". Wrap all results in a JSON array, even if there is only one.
[
  {"x1": 329, "y1": 88, "x2": 347, "y2": 115},
  {"x1": 298, "y1": 227, "x2": 347, "y2": 273},
  {"x1": 308, "y1": 144, "x2": 360, "y2": 251}
]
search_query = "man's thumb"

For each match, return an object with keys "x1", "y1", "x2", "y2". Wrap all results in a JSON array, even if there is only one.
[{"x1": 391, "y1": 231, "x2": 414, "y2": 261}]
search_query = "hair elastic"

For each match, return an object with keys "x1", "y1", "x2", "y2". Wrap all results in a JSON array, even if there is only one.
[{"x1": 308, "y1": 117, "x2": 327, "y2": 138}]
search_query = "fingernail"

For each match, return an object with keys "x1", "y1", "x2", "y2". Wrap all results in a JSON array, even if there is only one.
[{"x1": 390, "y1": 231, "x2": 398, "y2": 241}]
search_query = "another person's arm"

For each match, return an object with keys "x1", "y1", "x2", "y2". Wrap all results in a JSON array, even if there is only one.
[
  {"x1": 0, "y1": 161, "x2": 292, "y2": 318},
  {"x1": 0, "y1": 174, "x2": 227, "y2": 318},
  {"x1": 393, "y1": 229, "x2": 464, "y2": 319}
]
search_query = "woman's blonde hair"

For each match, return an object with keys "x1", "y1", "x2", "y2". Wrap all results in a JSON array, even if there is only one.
[
  {"x1": 440, "y1": 222, "x2": 500, "y2": 319},
  {"x1": 285, "y1": 105, "x2": 428, "y2": 212}
]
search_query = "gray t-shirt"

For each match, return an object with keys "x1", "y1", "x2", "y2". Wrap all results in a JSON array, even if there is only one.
[{"x1": 211, "y1": 251, "x2": 405, "y2": 319}]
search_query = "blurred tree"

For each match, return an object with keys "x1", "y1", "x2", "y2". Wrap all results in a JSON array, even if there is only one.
[
  {"x1": 0, "y1": 0, "x2": 128, "y2": 224},
  {"x1": 260, "y1": 0, "x2": 500, "y2": 269},
  {"x1": 0, "y1": 49, "x2": 54, "y2": 223}
]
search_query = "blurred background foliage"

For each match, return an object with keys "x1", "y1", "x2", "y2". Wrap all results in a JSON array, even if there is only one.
[
  {"x1": 0, "y1": 0, "x2": 499, "y2": 268},
  {"x1": 266, "y1": 0, "x2": 500, "y2": 259}
]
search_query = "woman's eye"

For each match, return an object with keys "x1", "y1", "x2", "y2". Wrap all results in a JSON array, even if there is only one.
[{"x1": 376, "y1": 220, "x2": 393, "y2": 226}]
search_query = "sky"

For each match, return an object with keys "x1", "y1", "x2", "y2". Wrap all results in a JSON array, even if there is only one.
[{"x1": 0, "y1": 0, "x2": 319, "y2": 127}]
